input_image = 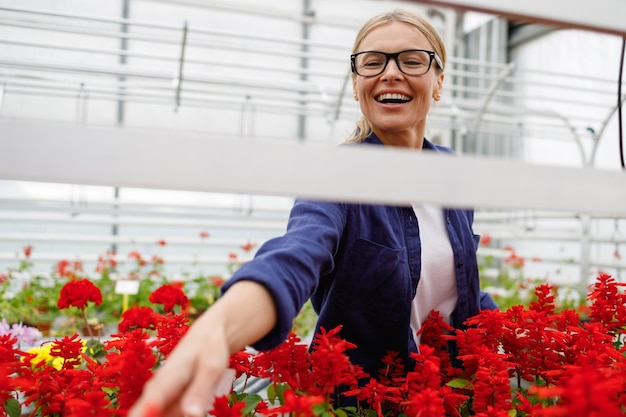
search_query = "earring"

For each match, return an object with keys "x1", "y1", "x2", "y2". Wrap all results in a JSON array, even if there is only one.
[{"x1": 434, "y1": 93, "x2": 441, "y2": 101}]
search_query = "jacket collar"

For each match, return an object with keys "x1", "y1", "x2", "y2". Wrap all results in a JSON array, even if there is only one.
[{"x1": 363, "y1": 132, "x2": 438, "y2": 152}]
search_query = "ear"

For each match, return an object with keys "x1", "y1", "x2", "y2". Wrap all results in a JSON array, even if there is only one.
[
  {"x1": 352, "y1": 75, "x2": 358, "y2": 101},
  {"x1": 433, "y1": 72, "x2": 444, "y2": 100}
]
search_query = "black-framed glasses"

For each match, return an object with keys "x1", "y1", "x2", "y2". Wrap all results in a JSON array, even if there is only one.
[{"x1": 350, "y1": 49, "x2": 443, "y2": 77}]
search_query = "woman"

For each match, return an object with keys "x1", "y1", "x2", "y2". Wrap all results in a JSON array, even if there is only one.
[{"x1": 130, "y1": 9, "x2": 496, "y2": 417}]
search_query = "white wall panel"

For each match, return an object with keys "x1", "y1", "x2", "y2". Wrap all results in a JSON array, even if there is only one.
[{"x1": 2, "y1": 118, "x2": 625, "y2": 217}]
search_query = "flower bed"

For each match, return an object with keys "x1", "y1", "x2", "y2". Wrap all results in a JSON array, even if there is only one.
[{"x1": 1, "y1": 246, "x2": 626, "y2": 416}]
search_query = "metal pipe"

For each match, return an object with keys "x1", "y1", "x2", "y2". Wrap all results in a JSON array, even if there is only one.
[
  {"x1": 0, "y1": 5, "x2": 354, "y2": 48},
  {"x1": 174, "y1": 21, "x2": 188, "y2": 111},
  {"x1": 469, "y1": 62, "x2": 516, "y2": 145},
  {"x1": 298, "y1": 0, "x2": 312, "y2": 141}
]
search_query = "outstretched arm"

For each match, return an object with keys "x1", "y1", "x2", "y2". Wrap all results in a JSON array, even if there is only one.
[{"x1": 129, "y1": 280, "x2": 277, "y2": 417}]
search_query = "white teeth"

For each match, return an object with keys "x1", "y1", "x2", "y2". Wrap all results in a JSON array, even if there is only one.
[{"x1": 376, "y1": 93, "x2": 411, "y2": 102}]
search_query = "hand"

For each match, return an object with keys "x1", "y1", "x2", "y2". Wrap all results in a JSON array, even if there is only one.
[
  {"x1": 128, "y1": 311, "x2": 231, "y2": 417},
  {"x1": 128, "y1": 281, "x2": 277, "y2": 417}
]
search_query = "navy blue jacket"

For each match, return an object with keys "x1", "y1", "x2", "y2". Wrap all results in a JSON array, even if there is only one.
[{"x1": 222, "y1": 134, "x2": 494, "y2": 378}]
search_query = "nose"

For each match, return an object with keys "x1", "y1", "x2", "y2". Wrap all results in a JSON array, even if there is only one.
[{"x1": 381, "y1": 57, "x2": 403, "y2": 80}]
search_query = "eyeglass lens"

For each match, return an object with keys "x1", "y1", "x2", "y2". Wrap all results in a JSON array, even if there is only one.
[{"x1": 353, "y1": 50, "x2": 433, "y2": 76}]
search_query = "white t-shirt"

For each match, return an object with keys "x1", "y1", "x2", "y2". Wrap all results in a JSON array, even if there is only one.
[{"x1": 410, "y1": 202, "x2": 457, "y2": 346}]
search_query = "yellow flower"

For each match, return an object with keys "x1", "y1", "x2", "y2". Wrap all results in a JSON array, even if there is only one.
[
  {"x1": 26, "y1": 345, "x2": 63, "y2": 370},
  {"x1": 25, "y1": 340, "x2": 88, "y2": 370}
]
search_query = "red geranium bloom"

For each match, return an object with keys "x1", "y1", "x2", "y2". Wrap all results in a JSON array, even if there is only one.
[
  {"x1": 149, "y1": 283, "x2": 189, "y2": 313},
  {"x1": 118, "y1": 306, "x2": 158, "y2": 333},
  {"x1": 57, "y1": 279, "x2": 102, "y2": 310}
]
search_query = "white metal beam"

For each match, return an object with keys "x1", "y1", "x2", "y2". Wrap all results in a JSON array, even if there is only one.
[
  {"x1": 1, "y1": 119, "x2": 626, "y2": 217},
  {"x1": 409, "y1": 0, "x2": 626, "y2": 36}
]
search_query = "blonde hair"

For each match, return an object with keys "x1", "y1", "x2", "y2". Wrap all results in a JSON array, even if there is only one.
[{"x1": 347, "y1": 8, "x2": 446, "y2": 143}]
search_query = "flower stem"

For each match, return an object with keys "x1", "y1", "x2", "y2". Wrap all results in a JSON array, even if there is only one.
[{"x1": 82, "y1": 308, "x2": 93, "y2": 338}]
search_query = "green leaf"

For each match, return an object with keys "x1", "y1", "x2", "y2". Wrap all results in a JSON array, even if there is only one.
[
  {"x1": 267, "y1": 384, "x2": 276, "y2": 403},
  {"x1": 446, "y1": 378, "x2": 472, "y2": 389},
  {"x1": 3, "y1": 398, "x2": 22, "y2": 417},
  {"x1": 335, "y1": 408, "x2": 348, "y2": 417},
  {"x1": 240, "y1": 393, "x2": 262, "y2": 415},
  {"x1": 338, "y1": 406, "x2": 358, "y2": 417},
  {"x1": 508, "y1": 409, "x2": 518, "y2": 417},
  {"x1": 275, "y1": 383, "x2": 289, "y2": 404}
]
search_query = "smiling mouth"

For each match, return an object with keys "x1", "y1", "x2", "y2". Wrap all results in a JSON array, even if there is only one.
[{"x1": 375, "y1": 93, "x2": 412, "y2": 104}]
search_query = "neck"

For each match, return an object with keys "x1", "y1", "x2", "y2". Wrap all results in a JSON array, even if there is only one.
[{"x1": 373, "y1": 128, "x2": 424, "y2": 150}]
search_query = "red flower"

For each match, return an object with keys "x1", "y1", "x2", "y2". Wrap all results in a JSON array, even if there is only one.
[
  {"x1": 0, "y1": 334, "x2": 30, "y2": 406},
  {"x1": 241, "y1": 240, "x2": 257, "y2": 252},
  {"x1": 269, "y1": 389, "x2": 326, "y2": 417},
  {"x1": 149, "y1": 283, "x2": 189, "y2": 313},
  {"x1": 150, "y1": 313, "x2": 190, "y2": 358},
  {"x1": 344, "y1": 378, "x2": 400, "y2": 417},
  {"x1": 128, "y1": 251, "x2": 147, "y2": 267},
  {"x1": 199, "y1": 231, "x2": 210, "y2": 239},
  {"x1": 49, "y1": 334, "x2": 84, "y2": 370},
  {"x1": 470, "y1": 358, "x2": 514, "y2": 413},
  {"x1": 229, "y1": 349, "x2": 255, "y2": 379},
  {"x1": 418, "y1": 310, "x2": 458, "y2": 378},
  {"x1": 118, "y1": 306, "x2": 158, "y2": 333},
  {"x1": 23, "y1": 245, "x2": 33, "y2": 258},
  {"x1": 19, "y1": 366, "x2": 94, "y2": 416},
  {"x1": 64, "y1": 390, "x2": 112, "y2": 417},
  {"x1": 503, "y1": 249, "x2": 525, "y2": 268},
  {"x1": 56, "y1": 259, "x2": 83, "y2": 278},
  {"x1": 57, "y1": 279, "x2": 102, "y2": 310},
  {"x1": 253, "y1": 332, "x2": 312, "y2": 389},
  {"x1": 378, "y1": 350, "x2": 405, "y2": 385},
  {"x1": 155, "y1": 239, "x2": 167, "y2": 246},
  {"x1": 95, "y1": 251, "x2": 117, "y2": 274},
  {"x1": 210, "y1": 395, "x2": 245, "y2": 417},
  {"x1": 531, "y1": 364, "x2": 626, "y2": 417},
  {"x1": 587, "y1": 273, "x2": 626, "y2": 330},
  {"x1": 151, "y1": 255, "x2": 164, "y2": 265},
  {"x1": 103, "y1": 329, "x2": 157, "y2": 412},
  {"x1": 479, "y1": 234, "x2": 491, "y2": 246},
  {"x1": 309, "y1": 326, "x2": 365, "y2": 396},
  {"x1": 210, "y1": 275, "x2": 225, "y2": 287}
]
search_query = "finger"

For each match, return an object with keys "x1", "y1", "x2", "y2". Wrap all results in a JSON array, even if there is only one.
[
  {"x1": 180, "y1": 338, "x2": 231, "y2": 417},
  {"x1": 128, "y1": 337, "x2": 199, "y2": 417}
]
